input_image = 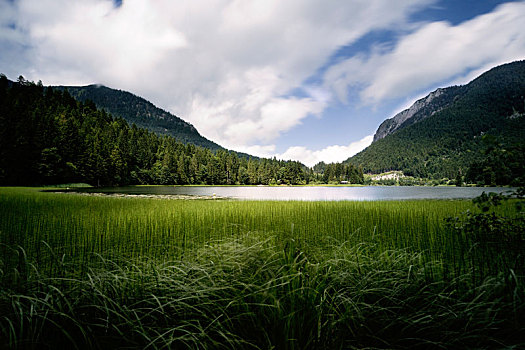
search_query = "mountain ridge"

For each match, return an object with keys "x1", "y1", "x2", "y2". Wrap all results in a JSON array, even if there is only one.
[
  {"x1": 346, "y1": 60, "x2": 525, "y2": 181},
  {"x1": 55, "y1": 84, "x2": 223, "y2": 151},
  {"x1": 373, "y1": 85, "x2": 463, "y2": 142}
]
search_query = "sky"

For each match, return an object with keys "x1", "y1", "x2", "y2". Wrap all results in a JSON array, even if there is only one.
[{"x1": 1, "y1": 0, "x2": 524, "y2": 167}]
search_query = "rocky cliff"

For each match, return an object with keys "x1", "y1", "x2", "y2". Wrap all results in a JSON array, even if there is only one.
[{"x1": 373, "y1": 85, "x2": 463, "y2": 142}]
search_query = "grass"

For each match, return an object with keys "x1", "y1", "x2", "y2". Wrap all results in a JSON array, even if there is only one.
[{"x1": 0, "y1": 187, "x2": 523, "y2": 349}]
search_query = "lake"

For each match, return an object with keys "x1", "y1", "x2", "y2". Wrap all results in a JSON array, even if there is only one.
[{"x1": 68, "y1": 186, "x2": 515, "y2": 201}]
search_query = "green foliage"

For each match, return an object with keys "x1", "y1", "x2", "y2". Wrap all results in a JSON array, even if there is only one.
[
  {"x1": 0, "y1": 78, "x2": 363, "y2": 186},
  {"x1": 312, "y1": 161, "x2": 364, "y2": 184},
  {"x1": 466, "y1": 135, "x2": 525, "y2": 186},
  {"x1": 0, "y1": 188, "x2": 524, "y2": 348},
  {"x1": 3, "y1": 237, "x2": 524, "y2": 349},
  {"x1": 347, "y1": 61, "x2": 525, "y2": 182},
  {"x1": 445, "y1": 188, "x2": 525, "y2": 279}
]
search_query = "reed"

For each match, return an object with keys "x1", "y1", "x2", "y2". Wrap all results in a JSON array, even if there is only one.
[{"x1": 0, "y1": 187, "x2": 523, "y2": 348}]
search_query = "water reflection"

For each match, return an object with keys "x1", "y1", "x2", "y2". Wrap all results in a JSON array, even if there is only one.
[{"x1": 72, "y1": 186, "x2": 515, "y2": 201}]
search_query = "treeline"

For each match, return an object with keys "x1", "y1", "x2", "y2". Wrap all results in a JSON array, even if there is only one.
[
  {"x1": 0, "y1": 75, "x2": 363, "y2": 186},
  {"x1": 312, "y1": 162, "x2": 364, "y2": 184}
]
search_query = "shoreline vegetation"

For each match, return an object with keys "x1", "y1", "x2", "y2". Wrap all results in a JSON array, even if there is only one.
[
  {"x1": 1, "y1": 187, "x2": 523, "y2": 348},
  {"x1": 39, "y1": 180, "x2": 518, "y2": 190},
  {"x1": 5, "y1": 76, "x2": 522, "y2": 190}
]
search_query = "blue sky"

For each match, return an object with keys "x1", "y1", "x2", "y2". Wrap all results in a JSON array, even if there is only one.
[{"x1": 1, "y1": 0, "x2": 524, "y2": 166}]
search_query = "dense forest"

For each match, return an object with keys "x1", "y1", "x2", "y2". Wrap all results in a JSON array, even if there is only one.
[
  {"x1": 347, "y1": 61, "x2": 525, "y2": 185},
  {"x1": 465, "y1": 135, "x2": 525, "y2": 186},
  {"x1": 0, "y1": 75, "x2": 363, "y2": 186}
]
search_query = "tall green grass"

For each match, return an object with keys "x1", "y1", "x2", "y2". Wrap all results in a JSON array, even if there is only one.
[
  {"x1": 0, "y1": 187, "x2": 523, "y2": 349},
  {"x1": 0, "y1": 188, "x2": 474, "y2": 264}
]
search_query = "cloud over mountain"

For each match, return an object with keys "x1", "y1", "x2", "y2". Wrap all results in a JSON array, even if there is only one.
[
  {"x1": 324, "y1": 1, "x2": 525, "y2": 106},
  {"x1": 1, "y1": 0, "x2": 523, "y2": 166}
]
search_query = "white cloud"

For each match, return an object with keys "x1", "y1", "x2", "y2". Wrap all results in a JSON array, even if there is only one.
[
  {"x1": 185, "y1": 67, "x2": 326, "y2": 148},
  {"x1": 234, "y1": 144, "x2": 277, "y2": 158},
  {"x1": 324, "y1": 1, "x2": 525, "y2": 106},
  {"x1": 3, "y1": 0, "x2": 434, "y2": 153},
  {"x1": 262, "y1": 134, "x2": 373, "y2": 167},
  {"x1": 0, "y1": 1, "x2": 31, "y2": 73},
  {"x1": 17, "y1": 0, "x2": 187, "y2": 85},
  {"x1": 0, "y1": 2, "x2": 19, "y2": 41}
]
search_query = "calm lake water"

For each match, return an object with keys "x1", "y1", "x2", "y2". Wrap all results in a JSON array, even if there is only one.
[{"x1": 71, "y1": 186, "x2": 515, "y2": 201}]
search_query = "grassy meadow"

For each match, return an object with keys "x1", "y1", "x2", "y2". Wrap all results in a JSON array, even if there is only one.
[{"x1": 0, "y1": 187, "x2": 523, "y2": 349}]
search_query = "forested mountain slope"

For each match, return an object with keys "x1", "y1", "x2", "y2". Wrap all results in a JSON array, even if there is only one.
[
  {"x1": 55, "y1": 84, "x2": 223, "y2": 151},
  {"x1": 347, "y1": 60, "x2": 525, "y2": 181},
  {"x1": 0, "y1": 75, "x2": 363, "y2": 186}
]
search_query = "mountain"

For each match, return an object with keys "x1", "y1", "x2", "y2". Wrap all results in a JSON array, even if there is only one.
[
  {"x1": 373, "y1": 85, "x2": 463, "y2": 142},
  {"x1": 55, "y1": 84, "x2": 223, "y2": 151},
  {"x1": 0, "y1": 75, "x2": 320, "y2": 186},
  {"x1": 346, "y1": 60, "x2": 525, "y2": 180}
]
